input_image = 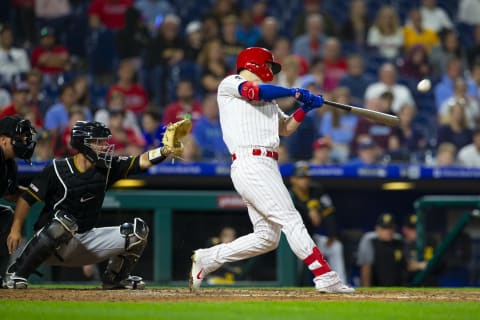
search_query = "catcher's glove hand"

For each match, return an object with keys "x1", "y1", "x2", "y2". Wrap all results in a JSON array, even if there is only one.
[{"x1": 161, "y1": 118, "x2": 192, "y2": 157}]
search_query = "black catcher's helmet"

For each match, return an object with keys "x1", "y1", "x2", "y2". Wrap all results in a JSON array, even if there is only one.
[
  {"x1": 0, "y1": 115, "x2": 37, "y2": 164},
  {"x1": 70, "y1": 121, "x2": 114, "y2": 168}
]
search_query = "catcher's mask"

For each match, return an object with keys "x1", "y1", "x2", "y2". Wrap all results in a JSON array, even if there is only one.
[
  {"x1": 0, "y1": 116, "x2": 37, "y2": 164},
  {"x1": 70, "y1": 121, "x2": 115, "y2": 168},
  {"x1": 236, "y1": 47, "x2": 281, "y2": 82}
]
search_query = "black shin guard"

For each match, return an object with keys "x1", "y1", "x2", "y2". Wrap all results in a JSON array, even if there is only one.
[
  {"x1": 102, "y1": 218, "x2": 149, "y2": 285},
  {"x1": 13, "y1": 211, "x2": 77, "y2": 279}
]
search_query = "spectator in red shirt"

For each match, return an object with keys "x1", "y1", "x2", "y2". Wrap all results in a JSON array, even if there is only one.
[
  {"x1": 106, "y1": 60, "x2": 149, "y2": 115},
  {"x1": 88, "y1": 0, "x2": 133, "y2": 30},
  {"x1": 30, "y1": 26, "x2": 70, "y2": 76},
  {"x1": 0, "y1": 82, "x2": 43, "y2": 128},
  {"x1": 323, "y1": 38, "x2": 348, "y2": 92},
  {"x1": 162, "y1": 80, "x2": 203, "y2": 125},
  {"x1": 108, "y1": 109, "x2": 145, "y2": 156}
]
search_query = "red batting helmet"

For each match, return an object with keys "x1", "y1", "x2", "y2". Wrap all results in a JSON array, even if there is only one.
[{"x1": 236, "y1": 47, "x2": 282, "y2": 82}]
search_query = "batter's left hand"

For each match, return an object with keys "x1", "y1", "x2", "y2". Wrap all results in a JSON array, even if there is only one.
[{"x1": 301, "y1": 94, "x2": 324, "y2": 112}]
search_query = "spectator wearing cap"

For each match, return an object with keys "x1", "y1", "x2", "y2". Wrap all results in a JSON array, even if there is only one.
[
  {"x1": 288, "y1": 161, "x2": 348, "y2": 284},
  {"x1": 0, "y1": 24, "x2": 31, "y2": 85},
  {"x1": 310, "y1": 138, "x2": 334, "y2": 165},
  {"x1": 30, "y1": 26, "x2": 70, "y2": 76},
  {"x1": 401, "y1": 213, "x2": 438, "y2": 286},
  {"x1": 457, "y1": 128, "x2": 480, "y2": 167},
  {"x1": 88, "y1": 0, "x2": 133, "y2": 31},
  {"x1": 318, "y1": 87, "x2": 358, "y2": 163},
  {"x1": 348, "y1": 138, "x2": 381, "y2": 166},
  {"x1": 184, "y1": 21, "x2": 204, "y2": 63},
  {"x1": 357, "y1": 213, "x2": 406, "y2": 286},
  {"x1": 0, "y1": 82, "x2": 43, "y2": 128}
]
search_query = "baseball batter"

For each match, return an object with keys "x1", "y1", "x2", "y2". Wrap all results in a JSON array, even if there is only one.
[
  {"x1": 190, "y1": 47, "x2": 354, "y2": 293},
  {"x1": 4, "y1": 120, "x2": 187, "y2": 289}
]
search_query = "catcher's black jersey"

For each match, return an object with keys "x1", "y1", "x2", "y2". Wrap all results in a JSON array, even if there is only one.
[
  {"x1": 0, "y1": 147, "x2": 18, "y2": 197},
  {"x1": 22, "y1": 155, "x2": 142, "y2": 233}
]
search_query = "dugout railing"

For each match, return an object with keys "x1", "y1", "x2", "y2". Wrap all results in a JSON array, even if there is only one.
[{"x1": 413, "y1": 195, "x2": 480, "y2": 286}]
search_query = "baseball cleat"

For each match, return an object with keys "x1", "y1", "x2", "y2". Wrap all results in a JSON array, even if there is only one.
[
  {"x1": 102, "y1": 275, "x2": 145, "y2": 290},
  {"x1": 5, "y1": 275, "x2": 28, "y2": 289},
  {"x1": 314, "y1": 271, "x2": 355, "y2": 294},
  {"x1": 189, "y1": 251, "x2": 205, "y2": 293}
]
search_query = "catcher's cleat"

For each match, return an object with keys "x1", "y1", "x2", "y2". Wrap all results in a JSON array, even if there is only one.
[
  {"x1": 102, "y1": 275, "x2": 145, "y2": 290},
  {"x1": 5, "y1": 275, "x2": 28, "y2": 289},
  {"x1": 314, "y1": 271, "x2": 355, "y2": 294},
  {"x1": 189, "y1": 251, "x2": 205, "y2": 293}
]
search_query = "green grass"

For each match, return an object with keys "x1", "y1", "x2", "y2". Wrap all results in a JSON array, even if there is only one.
[{"x1": 1, "y1": 300, "x2": 479, "y2": 320}]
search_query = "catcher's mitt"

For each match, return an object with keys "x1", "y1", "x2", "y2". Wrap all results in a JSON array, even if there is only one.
[{"x1": 162, "y1": 119, "x2": 192, "y2": 157}]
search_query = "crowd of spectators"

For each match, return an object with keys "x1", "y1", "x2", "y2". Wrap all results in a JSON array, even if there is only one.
[{"x1": 2, "y1": 0, "x2": 480, "y2": 167}]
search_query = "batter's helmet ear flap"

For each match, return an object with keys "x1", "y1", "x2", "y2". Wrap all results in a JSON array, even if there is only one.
[{"x1": 237, "y1": 47, "x2": 282, "y2": 82}]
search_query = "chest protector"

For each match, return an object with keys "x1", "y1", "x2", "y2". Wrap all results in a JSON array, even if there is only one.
[{"x1": 52, "y1": 158, "x2": 108, "y2": 233}]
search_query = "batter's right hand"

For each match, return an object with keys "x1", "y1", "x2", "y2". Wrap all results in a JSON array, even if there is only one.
[{"x1": 7, "y1": 229, "x2": 22, "y2": 254}]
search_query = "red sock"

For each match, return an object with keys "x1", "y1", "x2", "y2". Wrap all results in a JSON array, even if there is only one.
[{"x1": 303, "y1": 247, "x2": 332, "y2": 277}]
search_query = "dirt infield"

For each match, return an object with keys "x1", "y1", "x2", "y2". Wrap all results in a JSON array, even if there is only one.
[{"x1": 2, "y1": 288, "x2": 480, "y2": 302}]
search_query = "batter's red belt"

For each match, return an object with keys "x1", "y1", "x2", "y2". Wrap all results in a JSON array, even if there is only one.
[{"x1": 232, "y1": 148, "x2": 279, "y2": 161}]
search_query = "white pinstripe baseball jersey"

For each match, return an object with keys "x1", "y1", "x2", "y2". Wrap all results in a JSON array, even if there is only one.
[{"x1": 217, "y1": 74, "x2": 289, "y2": 154}]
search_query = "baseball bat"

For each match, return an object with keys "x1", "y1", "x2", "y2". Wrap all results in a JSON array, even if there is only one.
[{"x1": 323, "y1": 99, "x2": 399, "y2": 127}]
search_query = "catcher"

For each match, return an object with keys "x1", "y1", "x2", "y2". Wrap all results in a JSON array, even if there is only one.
[{"x1": 5, "y1": 119, "x2": 191, "y2": 289}]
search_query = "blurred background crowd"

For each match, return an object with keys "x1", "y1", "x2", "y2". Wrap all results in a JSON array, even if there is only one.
[{"x1": 1, "y1": 0, "x2": 480, "y2": 167}]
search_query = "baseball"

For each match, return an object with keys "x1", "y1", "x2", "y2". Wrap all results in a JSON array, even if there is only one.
[{"x1": 417, "y1": 79, "x2": 431, "y2": 92}]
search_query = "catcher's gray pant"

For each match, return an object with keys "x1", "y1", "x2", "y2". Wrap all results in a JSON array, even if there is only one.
[{"x1": 43, "y1": 226, "x2": 129, "y2": 266}]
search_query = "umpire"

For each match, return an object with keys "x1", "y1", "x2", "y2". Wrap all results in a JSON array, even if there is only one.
[
  {"x1": 0, "y1": 116, "x2": 37, "y2": 287},
  {"x1": 5, "y1": 120, "x2": 179, "y2": 289}
]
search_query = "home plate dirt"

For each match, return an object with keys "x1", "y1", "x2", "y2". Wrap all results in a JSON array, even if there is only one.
[{"x1": 2, "y1": 288, "x2": 480, "y2": 302}]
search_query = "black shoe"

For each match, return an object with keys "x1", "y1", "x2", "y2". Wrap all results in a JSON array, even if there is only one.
[{"x1": 102, "y1": 275, "x2": 145, "y2": 290}]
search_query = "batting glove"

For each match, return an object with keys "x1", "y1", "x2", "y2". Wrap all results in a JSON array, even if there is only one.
[
  {"x1": 301, "y1": 95, "x2": 324, "y2": 112},
  {"x1": 293, "y1": 88, "x2": 314, "y2": 104}
]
